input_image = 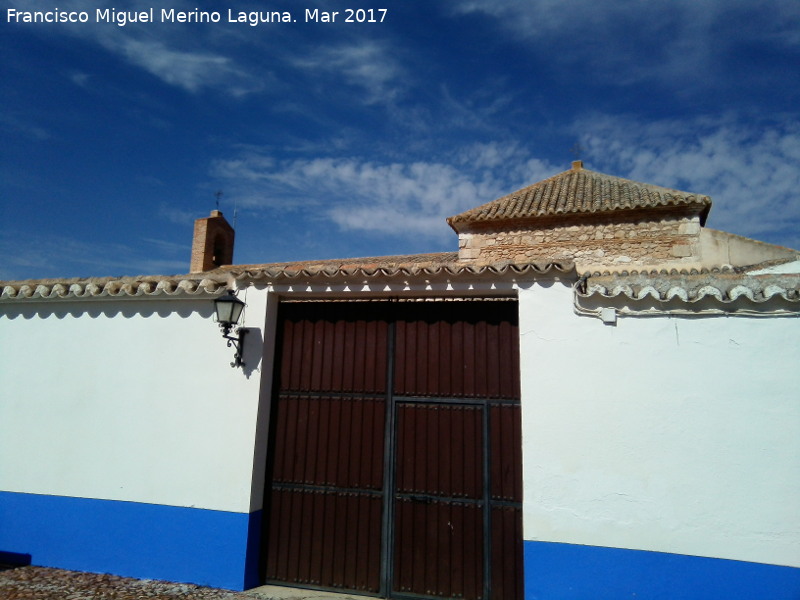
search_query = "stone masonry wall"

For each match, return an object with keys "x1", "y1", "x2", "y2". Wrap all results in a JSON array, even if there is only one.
[{"x1": 458, "y1": 216, "x2": 703, "y2": 271}]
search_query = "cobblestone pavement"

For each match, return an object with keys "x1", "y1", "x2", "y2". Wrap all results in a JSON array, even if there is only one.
[{"x1": 0, "y1": 566, "x2": 266, "y2": 600}]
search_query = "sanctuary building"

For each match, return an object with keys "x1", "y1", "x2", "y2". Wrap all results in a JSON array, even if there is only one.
[{"x1": 2, "y1": 161, "x2": 799, "y2": 599}]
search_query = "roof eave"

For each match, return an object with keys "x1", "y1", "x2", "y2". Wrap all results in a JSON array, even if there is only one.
[
  {"x1": 1, "y1": 258, "x2": 577, "y2": 303},
  {"x1": 448, "y1": 201, "x2": 712, "y2": 233}
]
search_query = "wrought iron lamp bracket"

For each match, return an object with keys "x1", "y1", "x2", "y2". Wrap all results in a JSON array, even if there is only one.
[{"x1": 219, "y1": 323, "x2": 248, "y2": 368}]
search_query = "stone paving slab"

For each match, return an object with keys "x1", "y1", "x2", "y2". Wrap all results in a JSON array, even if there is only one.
[{"x1": 250, "y1": 584, "x2": 374, "y2": 599}]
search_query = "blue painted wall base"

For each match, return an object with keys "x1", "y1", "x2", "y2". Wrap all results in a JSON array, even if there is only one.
[
  {"x1": 0, "y1": 491, "x2": 262, "y2": 591},
  {"x1": 524, "y1": 540, "x2": 800, "y2": 600}
]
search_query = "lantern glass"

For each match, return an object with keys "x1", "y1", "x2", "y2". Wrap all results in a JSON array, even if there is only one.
[{"x1": 214, "y1": 291, "x2": 245, "y2": 325}]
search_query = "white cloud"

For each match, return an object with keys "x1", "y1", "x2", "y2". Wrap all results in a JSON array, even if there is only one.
[
  {"x1": 158, "y1": 205, "x2": 199, "y2": 226},
  {"x1": 575, "y1": 114, "x2": 800, "y2": 248},
  {"x1": 0, "y1": 232, "x2": 187, "y2": 280},
  {"x1": 0, "y1": 113, "x2": 50, "y2": 140},
  {"x1": 69, "y1": 71, "x2": 91, "y2": 88},
  {"x1": 8, "y1": 0, "x2": 262, "y2": 95},
  {"x1": 450, "y1": 0, "x2": 800, "y2": 88},
  {"x1": 291, "y1": 41, "x2": 405, "y2": 104},
  {"x1": 212, "y1": 154, "x2": 277, "y2": 183},
  {"x1": 211, "y1": 144, "x2": 560, "y2": 238},
  {"x1": 212, "y1": 119, "x2": 800, "y2": 251},
  {"x1": 111, "y1": 37, "x2": 254, "y2": 94}
]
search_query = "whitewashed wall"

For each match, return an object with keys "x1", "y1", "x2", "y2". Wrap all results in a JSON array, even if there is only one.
[
  {"x1": 0, "y1": 288, "x2": 272, "y2": 513},
  {"x1": 517, "y1": 281, "x2": 800, "y2": 569},
  {"x1": 0, "y1": 286, "x2": 279, "y2": 589}
]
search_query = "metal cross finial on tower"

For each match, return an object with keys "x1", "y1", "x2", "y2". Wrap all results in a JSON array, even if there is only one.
[
  {"x1": 570, "y1": 143, "x2": 585, "y2": 160},
  {"x1": 215, "y1": 190, "x2": 224, "y2": 211}
]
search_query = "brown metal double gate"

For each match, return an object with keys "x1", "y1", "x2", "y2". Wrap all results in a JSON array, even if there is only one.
[{"x1": 261, "y1": 300, "x2": 523, "y2": 600}]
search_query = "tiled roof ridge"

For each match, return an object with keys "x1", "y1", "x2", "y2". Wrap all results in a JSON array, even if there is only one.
[
  {"x1": 579, "y1": 268, "x2": 800, "y2": 305},
  {"x1": 589, "y1": 267, "x2": 755, "y2": 278},
  {"x1": 0, "y1": 255, "x2": 576, "y2": 302},
  {"x1": 0, "y1": 276, "x2": 228, "y2": 302},
  {"x1": 226, "y1": 259, "x2": 572, "y2": 282},
  {"x1": 585, "y1": 256, "x2": 800, "y2": 278},
  {"x1": 218, "y1": 251, "x2": 461, "y2": 272},
  {"x1": 448, "y1": 166, "x2": 712, "y2": 228}
]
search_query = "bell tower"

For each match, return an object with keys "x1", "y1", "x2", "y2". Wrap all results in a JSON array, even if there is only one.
[{"x1": 190, "y1": 210, "x2": 235, "y2": 272}]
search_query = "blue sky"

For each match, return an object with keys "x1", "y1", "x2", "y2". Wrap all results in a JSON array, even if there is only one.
[{"x1": 2, "y1": 0, "x2": 799, "y2": 280}]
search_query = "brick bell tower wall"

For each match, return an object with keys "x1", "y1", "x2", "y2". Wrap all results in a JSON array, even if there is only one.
[{"x1": 190, "y1": 210, "x2": 235, "y2": 273}]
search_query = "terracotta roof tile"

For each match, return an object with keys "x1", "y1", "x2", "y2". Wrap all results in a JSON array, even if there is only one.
[
  {"x1": 448, "y1": 164, "x2": 712, "y2": 231},
  {"x1": 0, "y1": 253, "x2": 575, "y2": 302},
  {"x1": 577, "y1": 265, "x2": 800, "y2": 307}
]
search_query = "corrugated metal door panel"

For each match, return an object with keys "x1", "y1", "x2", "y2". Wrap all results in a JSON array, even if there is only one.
[
  {"x1": 264, "y1": 302, "x2": 389, "y2": 594},
  {"x1": 490, "y1": 404, "x2": 522, "y2": 502},
  {"x1": 279, "y1": 303, "x2": 389, "y2": 394},
  {"x1": 271, "y1": 396, "x2": 385, "y2": 489},
  {"x1": 391, "y1": 302, "x2": 521, "y2": 600},
  {"x1": 264, "y1": 488, "x2": 383, "y2": 592},
  {"x1": 393, "y1": 302, "x2": 520, "y2": 399},
  {"x1": 488, "y1": 404, "x2": 522, "y2": 600},
  {"x1": 490, "y1": 505, "x2": 523, "y2": 600},
  {"x1": 393, "y1": 402, "x2": 486, "y2": 599},
  {"x1": 394, "y1": 498, "x2": 484, "y2": 600},
  {"x1": 265, "y1": 300, "x2": 523, "y2": 600},
  {"x1": 395, "y1": 403, "x2": 483, "y2": 499}
]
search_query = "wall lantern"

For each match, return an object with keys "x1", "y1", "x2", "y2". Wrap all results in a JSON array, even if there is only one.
[{"x1": 214, "y1": 289, "x2": 248, "y2": 368}]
